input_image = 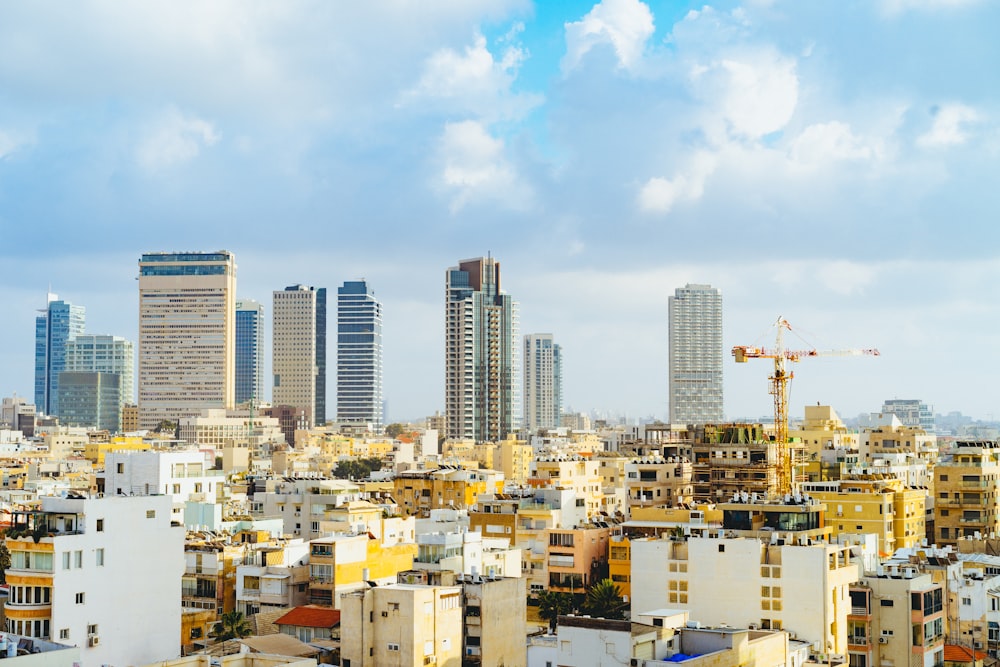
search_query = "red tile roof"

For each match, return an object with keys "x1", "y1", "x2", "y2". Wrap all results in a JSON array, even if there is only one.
[
  {"x1": 944, "y1": 644, "x2": 987, "y2": 663},
  {"x1": 274, "y1": 605, "x2": 341, "y2": 628}
]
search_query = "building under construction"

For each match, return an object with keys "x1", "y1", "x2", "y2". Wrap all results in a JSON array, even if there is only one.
[{"x1": 691, "y1": 423, "x2": 806, "y2": 502}]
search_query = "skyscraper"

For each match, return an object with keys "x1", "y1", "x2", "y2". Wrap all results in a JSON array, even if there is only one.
[
  {"x1": 445, "y1": 257, "x2": 519, "y2": 443},
  {"x1": 65, "y1": 333, "x2": 134, "y2": 416},
  {"x1": 668, "y1": 283, "x2": 723, "y2": 424},
  {"x1": 34, "y1": 294, "x2": 86, "y2": 417},
  {"x1": 523, "y1": 333, "x2": 562, "y2": 433},
  {"x1": 57, "y1": 371, "x2": 122, "y2": 432},
  {"x1": 337, "y1": 280, "x2": 383, "y2": 429},
  {"x1": 272, "y1": 284, "x2": 326, "y2": 427},
  {"x1": 138, "y1": 251, "x2": 236, "y2": 430},
  {"x1": 235, "y1": 299, "x2": 265, "y2": 405}
]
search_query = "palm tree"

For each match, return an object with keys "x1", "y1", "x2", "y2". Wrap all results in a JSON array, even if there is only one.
[
  {"x1": 537, "y1": 590, "x2": 576, "y2": 632},
  {"x1": 211, "y1": 610, "x2": 253, "y2": 641},
  {"x1": 583, "y1": 578, "x2": 627, "y2": 620}
]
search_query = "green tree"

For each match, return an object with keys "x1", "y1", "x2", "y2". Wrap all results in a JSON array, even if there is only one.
[
  {"x1": 583, "y1": 578, "x2": 627, "y2": 620},
  {"x1": 0, "y1": 542, "x2": 10, "y2": 585},
  {"x1": 537, "y1": 590, "x2": 576, "y2": 632},
  {"x1": 211, "y1": 610, "x2": 253, "y2": 641},
  {"x1": 385, "y1": 423, "x2": 407, "y2": 438}
]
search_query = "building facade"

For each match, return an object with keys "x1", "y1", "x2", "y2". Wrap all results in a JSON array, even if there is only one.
[
  {"x1": 273, "y1": 284, "x2": 327, "y2": 427},
  {"x1": 64, "y1": 334, "x2": 134, "y2": 415},
  {"x1": 445, "y1": 257, "x2": 519, "y2": 443},
  {"x1": 336, "y1": 280, "x2": 383, "y2": 429},
  {"x1": 235, "y1": 299, "x2": 264, "y2": 406},
  {"x1": 523, "y1": 333, "x2": 562, "y2": 434},
  {"x1": 881, "y1": 399, "x2": 935, "y2": 434},
  {"x1": 55, "y1": 372, "x2": 122, "y2": 432},
  {"x1": 34, "y1": 295, "x2": 86, "y2": 417},
  {"x1": 668, "y1": 283, "x2": 723, "y2": 424},
  {"x1": 137, "y1": 251, "x2": 237, "y2": 430}
]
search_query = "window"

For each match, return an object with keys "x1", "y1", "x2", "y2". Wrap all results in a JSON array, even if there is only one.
[
  {"x1": 96, "y1": 519, "x2": 104, "y2": 532},
  {"x1": 74, "y1": 551, "x2": 82, "y2": 568},
  {"x1": 59, "y1": 629, "x2": 69, "y2": 640},
  {"x1": 146, "y1": 510, "x2": 156, "y2": 519},
  {"x1": 719, "y1": 544, "x2": 725, "y2": 553},
  {"x1": 116, "y1": 463, "x2": 124, "y2": 473},
  {"x1": 96, "y1": 549, "x2": 104, "y2": 566},
  {"x1": 75, "y1": 593, "x2": 85, "y2": 604},
  {"x1": 87, "y1": 624, "x2": 98, "y2": 635},
  {"x1": 387, "y1": 643, "x2": 400, "y2": 651},
  {"x1": 881, "y1": 599, "x2": 894, "y2": 607},
  {"x1": 63, "y1": 552, "x2": 71, "y2": 569}
]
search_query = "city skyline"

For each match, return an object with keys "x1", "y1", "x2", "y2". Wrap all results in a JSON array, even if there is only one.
[{"x1": 2, "y1": 1, "x2": 998, "y2": 422}]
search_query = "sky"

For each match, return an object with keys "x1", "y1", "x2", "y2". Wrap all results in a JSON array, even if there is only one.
[{"x1": 2, "y1": 0, "x2": 999, "y2": 424}]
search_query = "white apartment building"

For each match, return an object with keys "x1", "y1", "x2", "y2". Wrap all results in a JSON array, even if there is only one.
[
  {"x1": 177, "y1": 408, "x2": 284, "y2": 449},
  {"x1": 250, "y1": 478, "x2": 365, "y2": 539},
  {"x1": 631, "y1": 534, "x2": 859, "y2": 654},
  {"x1": 102, "y1": 449, "x2": 224, "y2": 524},
  {"x1": 413, "y1": 530, "x2": 521, "y2": 578},
  {"x1": 272, "y1": 284, "x2": 326, "y2": 427},
  {"x1": 137, "y1": 251, "x2": 236, "y2": 430},
  {"x1": 523, "y1": 334, "x2": 562, "y2": 434},
  {"x1": 235, "y1": 539, "x2": 310, "y2": 616},
  {"x1": 4, "y1": 494, "x2": 183, "y2": 667}
]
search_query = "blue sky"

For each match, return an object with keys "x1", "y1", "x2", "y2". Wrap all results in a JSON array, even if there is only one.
[{"x1": 2, "y1": 0, "x2": 999, "y2": 423}]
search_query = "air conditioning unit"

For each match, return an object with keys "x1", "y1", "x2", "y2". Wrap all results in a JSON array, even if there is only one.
[
  {"x1": 878, "y1": 637, "x2": 888, "y2": 644},
  {"x1": 88, "y1": 636, "x2": 101, "y2": 647},
  {"x1": 631, "y1": 660, "x2": 641, "y2": 667},
  {"x1": 748, "y1": 623, "x2": 759, "y2": 630},
  {"x1": 424, "y1": 656, "x2": 436, "y2": 665}
]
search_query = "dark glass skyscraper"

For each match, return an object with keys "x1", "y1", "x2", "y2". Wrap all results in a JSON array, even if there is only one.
[
  {"x1": 235, "y1": 299, "x2": 264, "y2": 405},
  {"x1": 34, "y1": 295, "x2": 86, "y2": 416},
  {"x1": 336, "y1": 280, "x2": 383, "y2": 429}
]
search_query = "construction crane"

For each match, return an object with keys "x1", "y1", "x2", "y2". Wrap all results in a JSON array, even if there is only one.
[{"x1": 732, "y1": 317, "x2": 880, "y2": 496}]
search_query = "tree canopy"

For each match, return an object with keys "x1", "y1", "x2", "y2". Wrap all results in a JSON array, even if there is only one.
[{"x1": 332, "y1": 457, "x2": 383, "y2": 480}]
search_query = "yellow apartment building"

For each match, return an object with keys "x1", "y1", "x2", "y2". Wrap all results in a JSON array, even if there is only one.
[
  {"x1": 531, "y1": 455, "x2": 604, "y2": 519},
  {"x1": 934, "y1": 441, "x2": 1000, "y2": 546},
  {"x1": 307, "y1": 532, "x2": 417, "y2": 608},
  {"x1": 500, "y1": 437, "x2": 533, "y2": 485},
  {"x1": 393, "y1": 466, "x2": 503, "y2": 516}
]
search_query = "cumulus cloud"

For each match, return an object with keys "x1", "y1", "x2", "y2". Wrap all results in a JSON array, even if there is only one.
[
  {"x1": 402, "y1": 31, "x2": 541, "y2": 120},
  {"x1": 638, "y1": 152, "x2": 717, "y2": 214},
  {"x1": 563, "y1": 0, "x2": 654, "y2": 72},
  {"x1": 136, "y1": 108, "x2": 219, "y2": 170},
  {"x1": 791, "y1": 121, "x2": 878, "y2": 165},
  {"x1": 437, "y1": 120, "x2": 530, "y2": 212},
  {"x1": 917, "y1": 103, "x2": 980, "y2": 148}
]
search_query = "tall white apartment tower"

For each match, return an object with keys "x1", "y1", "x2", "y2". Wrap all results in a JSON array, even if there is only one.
[
  {"x1": 272, "y1": 284, "x2": 327, "y2": 427},
  {"x1": 337, "y1": 280, "x2": 383, "y2": 429},
  {"x1": 445, "y1": 257, "x2": 520, "y2": 443},
  {"x1": 668, "y1": 283, "x2": 723, "y2": 424},
  {"x1": 138, "y1": 251, "x2": 236, "y2": 430},
  {"x1": 523, "y1": 333, "x2": 562, "y2": 433}
]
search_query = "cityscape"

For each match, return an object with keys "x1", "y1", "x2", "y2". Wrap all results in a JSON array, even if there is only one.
[{"x1": 1, "y1": 2, "x2": 999, "y2": 667}]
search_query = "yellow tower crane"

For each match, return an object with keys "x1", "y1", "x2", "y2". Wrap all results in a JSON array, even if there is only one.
[{"x1": 732, "y1": 317, "x2": 880, "y2": 496}]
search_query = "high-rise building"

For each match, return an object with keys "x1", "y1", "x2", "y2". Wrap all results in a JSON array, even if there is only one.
[
  {"x1": 445, "y1": 257, "x2": 519, "y2": 443},
  {"x1": 668, "y1": 283, "x2": 723, "y2": 424},
  {"x1": 272, "y1": 284, "x2": 326, "y2": 427},
  {"x1": 56, "y1": 371, "x2": 122, "y2": 432},
  {"x1": 336, "y1": 280, "x2": 383, "y2": 429},
  {"x1": 137, "y1": 251, "x2": 236, "y2": 430},
  {"x1": 34, "y1": 294, "x2": 85, "y2": 417},
  {"x1": 65, "y1": 334, "x2": 134, "y2": 412},
  {"x1": 523, "y1": 333, "x2": 562, "y2": 433},
  {"x1": 235, "y1": 299, "x2": 264, "y2": 405}
]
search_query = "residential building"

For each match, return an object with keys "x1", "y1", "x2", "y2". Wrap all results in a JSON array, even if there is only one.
[
  {"x1": 273, "y1": 284, "x2": 327, "y2": 427},
  {"x1": 235, "y1": 539, "x2": 310, "y2": 617},
  {"x1": 34, "y1": 294, "x2": 86, "y2": 417},
  {"x1": 544, "y1": 523, "x2": 611, "y2": 594},
  {"x1": 4, "y1": 494, "x2": 184, "y2": 667},
  {"x1": 275, "y1": 606, "x2": 341, "y2": 643},
  {"x1": 554, "y1": 616, "x2": 673, "y2": 667},
  {"x1": 847, "y1": 567, "x2": 945, "y2": 667},
  {"x1": 625, "y1": 455, "x2": 694, "y2": 509},
  {"x1": 882, "y1": 399, "x2": 935, "y2": 434},
  {"x1": 64, "y1": 334, "x2": 134, "y2": 412},
  {"x1": 523, "y1": 333, "x2": 562, "y2": 434},
  {"x1": 177, "y1": 408, "x2": 284, "y2": 450},
  {"x1": 459, "y1": 573, "x2": 527, "y2": 667},
  {"x1": 394, "y1": 466, "x2": 504, "y2": 517},
  {"x1": 336, "y1": 280, "x2": 383, "y2": 429},
  {"x1": 860, "y1": 414, "x2": 939, "y2": 468},
  {"x1": 307, "y1": 533, "x2": 417, "y2": 608},
  {"x1": 54, "y1": 372, "x2": 121, "y2": 432},
  {"x1": 935, "y1": 441, "x2": 1000, "y2": 546},
  {"x1": 235, "y1": 299, "x2": 265, "y2": 405},
  {"x1": 668, "y1": 283, "x2": 722, "y2": 424},
  {"x1": 1, "y1": 396, "x2": 36, "y2": 437},
  {"x1": 691, "y1": 423, "x2": 796, "y2": 502},
  {"x1": 445, "y1": 256, "x2": 520, "y2": 443},
  {"x1": 137, "y1": 251, "x2": 237, "y2": 430},
  {"x1": 340, "y1": 583, "x2": 464, "y2": 667},
  {"x1": 533, "y1": 455, "x2": 605, "y2": 520},
  {"x1": 183, "y1": 533, "x2": 249, "y2": 619},
  {"x1": 789, "y1": 405, "x2": 860, "y2": 482}
]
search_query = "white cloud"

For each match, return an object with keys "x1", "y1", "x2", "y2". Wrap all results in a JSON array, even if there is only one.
[
  {"x1": 563, "y1": 0, "x2": 654, "y2": 72},
  {"x1": 710, "y1": 54, "x2": 798, "y2": 140},
  {"x1": 437, "y1": 120, "x2": 530, "y2": 212},
  {"x1": 403, "y1": 32, "x2": 540, "y2": 121},
  {"x1": 136, "y1": 108, "x2": 219, "y2": 170},
  {"x1": 917, "y1": 103, "x2": 980, "y2": 148},
  {"x1": 638, "y1": 151, "x2": 717, "y2": 214},
  {"x1": 791, "y1": 121, "x2": 877, "y2": 165}
]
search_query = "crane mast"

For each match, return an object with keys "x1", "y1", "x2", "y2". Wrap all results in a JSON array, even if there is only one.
[{"x1": 733, "y1": 317, "x2": 879, "y2": 497}]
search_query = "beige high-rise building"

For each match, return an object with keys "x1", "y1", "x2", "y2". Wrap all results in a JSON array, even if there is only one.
[
  {"x1": 137, "y1": 251, "x2": 236, "y2": 430},
  {"x1": 272, "y1": 284, "x2": 327, "y2": 427}
]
